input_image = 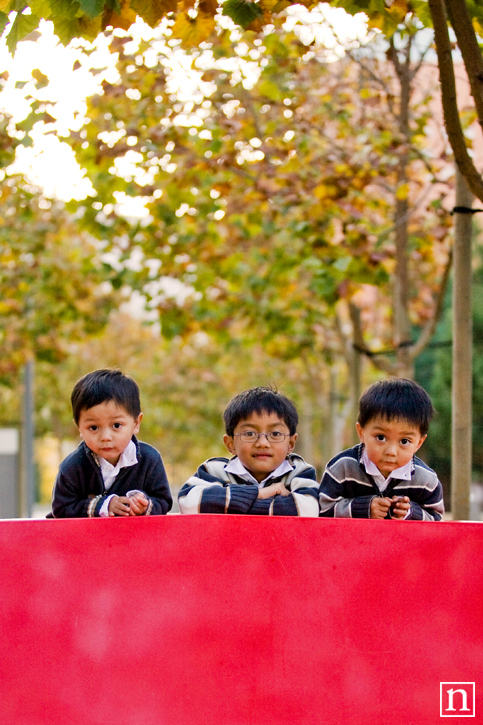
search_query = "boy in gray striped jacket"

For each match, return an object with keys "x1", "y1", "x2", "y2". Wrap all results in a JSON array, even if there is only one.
[
  {"x1": 178, "y1": 387, "x2": 319, "y2": 516},
  {"x1": 319, "y1": 378, "x2": 444, "y2": 521}
]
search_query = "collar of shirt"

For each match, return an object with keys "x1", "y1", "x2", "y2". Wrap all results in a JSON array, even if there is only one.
[
  {"x1": 225, "y1": 456, "x2": 293, "y2": 488},
  {"x1": 95, "y1": 439, "x2": 138, "y2": 490},
  {"x1": 361, "y1": 447, "x2": 413, "y2": 492}
]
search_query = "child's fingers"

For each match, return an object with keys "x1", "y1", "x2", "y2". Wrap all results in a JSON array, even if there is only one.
[
  {"x1": 127, "y1": 495, "x2": 149, "y2": 515},
  {"x1": 129, "y1": 502, "x2": 144, "y2": 514}
]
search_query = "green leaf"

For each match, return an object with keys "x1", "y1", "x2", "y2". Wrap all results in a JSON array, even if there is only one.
[
  {"x1": 6, "y1": 13, "x2": 40, "y2": 53},
  {"x1": 48, "y1": 0, "x2": 81, "y2": 18},
  {"x1": 222, "y1": 0, "x2": 263, "y2": 28},
  {"x1": 30, "y1": 0, "x2": 52, "y2": 18},
  {"x1": 78, "y1": 0, "x2": 105, "y2": 18},
  {"x1": 131, "y1": 0, "x2": 174, "y2": 27},
  {"x1": 0, "y1": 10, "x2": 8, "y2": 35}
]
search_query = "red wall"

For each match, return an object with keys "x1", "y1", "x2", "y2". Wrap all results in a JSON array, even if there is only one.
[{"x1": 0, "y1": 515, "x2": 481, "y2": 724}]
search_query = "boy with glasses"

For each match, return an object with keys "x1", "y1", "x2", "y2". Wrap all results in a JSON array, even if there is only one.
[{"x1": 178, "y1": 387, "x2": 319, "y2": 516}]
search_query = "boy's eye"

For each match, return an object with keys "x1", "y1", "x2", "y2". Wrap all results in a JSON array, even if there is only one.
[
  {"x1": 270, "y1": 431, "x2": 284, "y2": 440},
  {"x1": 113, "y1": 422, "x2": 123, "y2": 429},
  {"x1": 400, "y1": 438, "x2": 411, "y2": 446},
  {"x1": 375, "y1": 434, "x2": 386, "y2": 442},
  {"x1": 89, "y1": 425, "x2": 98, "y2": 431},
  {"x1": 242, "y1": 431, "x2": 257, "y2": 439}
]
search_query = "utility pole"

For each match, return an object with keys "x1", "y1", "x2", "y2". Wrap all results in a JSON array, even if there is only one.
[
  {"x1": 20, "y1": 359, "x2": 35, "y2": 518},
  {"x1": 451, "y1": 170, "x2": 473, "y2": 520}
]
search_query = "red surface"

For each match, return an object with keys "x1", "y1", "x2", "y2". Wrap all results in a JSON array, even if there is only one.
[{"x1": 0, "y1": 515, "x2": 481, "y2": 724}]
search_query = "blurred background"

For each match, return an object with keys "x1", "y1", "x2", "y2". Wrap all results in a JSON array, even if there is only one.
[{"x1": 0, "y1": 3, "x2": 481, "y2": 518}]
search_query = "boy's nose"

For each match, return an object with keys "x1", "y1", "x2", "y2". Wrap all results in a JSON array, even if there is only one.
[
  {"x1": 100, "y1": 429, "x2": 112, "y2": 441},
  {"x1": 255, "y1": 433, "x2": 271, "y2": 447}
]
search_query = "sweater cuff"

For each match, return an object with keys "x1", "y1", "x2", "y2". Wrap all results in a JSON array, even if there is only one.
[
  {"x1": 407, "y1": 502, "x2": 423, "y2": 520},
  {"x1": 227, "y1": 484, "x2": 259, "y2": 514},
  {"x1": 350, "y1": 496, "x2": 375, "y2": 519},
  {"x1": 87, "y1": 495, "x2": 105, "y2": 517}
]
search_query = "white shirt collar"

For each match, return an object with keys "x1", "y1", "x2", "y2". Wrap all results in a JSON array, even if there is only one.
[
  {"x1": 95, "y1": 439, "x2": 138, "y2": 490},
  {"x1": 225, "y1": 456, "x2": 293, "y2": 487},
  {"x1": 361, "y1": 447, "x2": 412, "y2": 491}
]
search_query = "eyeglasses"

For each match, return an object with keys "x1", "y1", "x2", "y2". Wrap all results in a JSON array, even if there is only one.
[{"x1": 234, "y1": 431, "x2": 290, "y2": 443}]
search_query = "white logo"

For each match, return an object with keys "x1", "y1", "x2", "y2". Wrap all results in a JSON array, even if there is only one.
[{"x1": 440, "y1": 682, "x2": 475, "y2": 717}]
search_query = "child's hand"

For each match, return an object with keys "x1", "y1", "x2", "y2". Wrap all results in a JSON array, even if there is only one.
[
  {"x1": 108, "y1": 496, "x2": 131, "y2": 517},
  {"x1": 257, "y1": 481, "x2": 290, "y2": 499},
  {"x1": 127, "y1": 492, "x2": 149, "y2": 516},
  {"x1": 390, "y1": 495, "x2": 411, "y2": 519},
  {"x1": 370, "y1": 496, "x2": 392, "y2": 519}
]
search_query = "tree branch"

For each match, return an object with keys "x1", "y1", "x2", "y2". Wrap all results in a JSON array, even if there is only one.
[
  {"x1": 444, "y1": 0, "x2": 483, "y2": 135},
  {"x1": 427, "y1": 0, "x2": 483, "y2": 202}
]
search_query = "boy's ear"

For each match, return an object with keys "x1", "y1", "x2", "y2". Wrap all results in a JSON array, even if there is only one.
[
  {"x1": 415, "y1": 433, "x2": 427, "y2": 451},
  {"x1": 288, "y1": 432, "x2": 297, "y2": 453},
  {"x1": 223, "y1": 434, "x2": 236, "y2": 455},
  {"x1": 355, "y1": 422, "x2": 364, "y2": 442},
  {"x1": 134, "y1": 412, "x2": 143, "y2": 433}
]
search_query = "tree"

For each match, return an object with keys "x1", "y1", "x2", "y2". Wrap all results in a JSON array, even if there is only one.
[
  {"x1": 2, "y1": 0, "x2": 482, "y2": 201},
  {"x1": 0, "y1": 177, "x2": 120, "y2": 383},
  {"x1": 0, "y1": 108, "x2": 122, "y2": 386},
  {"x1": 22, "y1": 22, "x2": 453, "y2": 447}
]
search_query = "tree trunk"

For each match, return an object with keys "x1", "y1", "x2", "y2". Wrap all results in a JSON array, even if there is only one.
[{"x1": 451, "y1": 168, "x2": 473, "y2": 519}]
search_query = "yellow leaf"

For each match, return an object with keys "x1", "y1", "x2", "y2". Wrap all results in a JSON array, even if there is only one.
[
  {"x1": 103, "y1": 1, "x2": 137, "y2": 32},
  {"x1": 170, "y1": 11, "x2": 216, "y2": 46},
  {"x1": 313, "y1": 184, "x2": 331, "y2": 200},
  {"x1": 396, "y1": 182, "x2": 410, "y2": 200}
]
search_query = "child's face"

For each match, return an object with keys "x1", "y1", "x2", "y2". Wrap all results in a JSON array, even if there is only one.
[
  {"x1": 77, "y1": 400, "x2": 143, "y2": 466},
  {"x1": 224, "y1": 411, "x2": 297, "y2": 483},
  {"x1": 356, "y1": 416, "x2": 426, "y2": 478}
]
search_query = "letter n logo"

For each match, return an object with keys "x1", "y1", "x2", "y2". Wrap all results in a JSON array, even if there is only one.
[{"x1": 440, "y1": 682, "x2": 475, "y2": 717}]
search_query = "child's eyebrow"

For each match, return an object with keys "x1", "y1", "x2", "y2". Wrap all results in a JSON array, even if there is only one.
[
  {"x1": 238, "y1": 422, "x2": 287, "y2": 429},
  {"x1": 372, "y1": 426, "x2": 418, "y2": 436},
  {"x1": 82, "y1": 414, "x2": 128, "y2": 422}
]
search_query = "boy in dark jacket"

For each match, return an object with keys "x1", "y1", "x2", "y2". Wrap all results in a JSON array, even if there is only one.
[
  {"x1": 51, "y1": 368, "x2": 172, "y2": 518},
  {"x1": 319, "y1": 378, "x2": 444, "y2": 521},
  {"x1": 178, "y1": 386, "x2": 319, "y2": 516}
]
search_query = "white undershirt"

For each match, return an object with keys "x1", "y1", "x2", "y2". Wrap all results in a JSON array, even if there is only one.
[
  {"x1": 225, "y1": 457, "x2": 293, "y2": 488},
  {"x1": 94, "y1": 440, "x2": 139, "y2": 517},
  {"x1": 362, "y1": 448, "x2": 412, "y2": 493}
]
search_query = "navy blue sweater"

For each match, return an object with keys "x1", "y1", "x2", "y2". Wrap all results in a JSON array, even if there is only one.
[{"x1": 51, "y1": 436, "x2": 172, "y2": 518}]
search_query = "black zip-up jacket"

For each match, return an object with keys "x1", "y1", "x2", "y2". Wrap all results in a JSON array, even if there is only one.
[{"x1": 51, "y1": 436, "x2": 172, "y2": 518}]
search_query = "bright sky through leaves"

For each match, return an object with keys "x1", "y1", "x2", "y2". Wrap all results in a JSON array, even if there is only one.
[{"x1": 0, "y1": 6, "x2": 369, "y2": 201}]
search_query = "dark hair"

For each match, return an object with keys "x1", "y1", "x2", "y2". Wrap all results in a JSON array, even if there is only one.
[
  {"x1": 71, "y1": 369, "x2": 141, "y2": 425},
  {"x1": 358, "y1": 378, "x2": 434, "y2": 435},
  {"x1": 223, "y1": 386, "x2": 298, "y2": 436}
]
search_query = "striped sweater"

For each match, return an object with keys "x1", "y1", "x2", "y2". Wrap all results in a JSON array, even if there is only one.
[
  {"x1": 319, "y1": 443, "x2": 444, "y2": 520},
  {"x1": 178, "y1": 453, "x2": 319, "y2": 516}
]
